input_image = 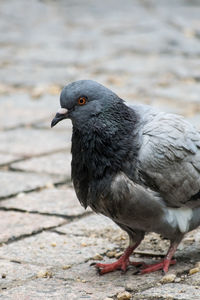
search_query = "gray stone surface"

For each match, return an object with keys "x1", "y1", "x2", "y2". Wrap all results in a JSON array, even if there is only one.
[
  {"x1": 0, "y1": 171, "x2": 64, "y2": 199},
  {"x1": 0, "y1": 259, "x2": 40, "y2": 289},
  {"x1": 0, "y1": 128, "x2": 70, "y2": 156},
  {"x1": 0, "y1": 210, "x2": 65, "y2": 244},
  {"x1": 54, "y1": 262, "x2": 160, "y2": 299},
  {"x1": 152, "y1": 83, "x2": 200, "y2": 104},
  {"x1": 11, "y1": 152, "x2": 71, "y2": 177},
  {"x1": 56, "y1": 214, "x2": 121, "y2": 237},
  {"x1": 184, "y1": 270, "x2": 200, "y2": 286},
  {"x1": 0, "y1": 231, "x2": 117, "y2": 267},
  {"x1": 137, "y1": 283, "x2": 200, "y2": 299},
  {"x1": 0, "y1": 278, "x2": 79, "y2": 300},
  {"x1": 0, "y1": 93, "x2": 59, "y2": 130},
  {"x1": 0, "y1": 0, "x2": 199, "y2": 89},
  {"x1": 0, "y1": 153, "x2": 21, "y2": 167},
  {"x1": 0, "y1": 187, "x2": 88, "y2": 217}
]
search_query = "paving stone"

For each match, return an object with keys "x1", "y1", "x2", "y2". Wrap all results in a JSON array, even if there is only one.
[
  {"x1": 0, "y1": 153, "x2": 21, "y2": 167},
  {"x1": 100, "y1": 54, "x2": 200, "y2": 87},
  {"x1": 0, "y1": 187, "x2": 88, "y2": 217},
  {"x1": 55, "y1": 214, "x2": 130, "y2": 257},
  {"x1": 0, "y1": 128, "x2": 70, "y2": 156},
  {"x1": 0, "y1": 231, "x2": 117, "y2": 267},
  {"x1": 0, "y1": 210, "x2": 65, "y2": 244},
  {"x1": 0, "y1": 278, "x2": 82, "y2": 300},
  {"x1": 55, "y1": 261, "x2": 160, "y2": 297},
  {"x1": 0, "y1": 264, "x2": 191, "y2": 300},
  {"x1": 0, "y1": 259, "x2": 40, "y2": 289},
  {"x1": 11, "y1": 152, "x2": 71, "y2": 177},
  {"x1": 56, "y1": 214, "x2": 122, "y2": 239},
  {"x1": 152, "y1": 83, "x2": 200, "y2": 103},
  {"x1": 184, "y1": 271, "x2": 200, "y2": 286},
  {"x1": 0, "y1": 0, "x2": 199, "y2": 87},
  {"x1": 0, "y1": 93, "x2": 59, "y2": 130},
  {"x1": 0, "y1": 171, "x2": 64, "y2": 199},
  {"x1": 27, "y1": 260, "x2": 195, "y2": 300},
  {"x1": 136, "y1": 283, "x2": 200, "y2": 299},
  {"x1": 175, "y1": 228, "x2": 200, "y2": 263}
]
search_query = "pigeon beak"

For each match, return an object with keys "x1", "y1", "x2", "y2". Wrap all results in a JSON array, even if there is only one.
[{"x1": 51, "y1": 108, "x2": 68, "y2": 128}]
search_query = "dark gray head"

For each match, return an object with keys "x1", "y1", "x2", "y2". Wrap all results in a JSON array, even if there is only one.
[{"x1": 51, "y1": 80, "x2": 121, "y2": 127}]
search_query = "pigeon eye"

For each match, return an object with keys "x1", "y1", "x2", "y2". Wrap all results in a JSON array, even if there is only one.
[{"x1": 78, "y1": 97, "x2": 87, "y2": 106}]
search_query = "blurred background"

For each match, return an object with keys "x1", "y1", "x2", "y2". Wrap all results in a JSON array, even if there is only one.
[
  {"x1": 1, "y1": 0, "x2": 200, "y2": 122},
  {"x1": 0, "y1": 0, "x2": 200, "y2": 298}
]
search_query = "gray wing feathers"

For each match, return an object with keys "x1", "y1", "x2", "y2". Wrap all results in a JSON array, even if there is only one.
[{"x1": 138, "y1": 112, "x2": 200, "y2": 208}]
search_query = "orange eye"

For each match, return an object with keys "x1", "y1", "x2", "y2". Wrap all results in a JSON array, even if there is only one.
[{"x1": 78, "y1": 96, "x2": 87, "y2": 106}]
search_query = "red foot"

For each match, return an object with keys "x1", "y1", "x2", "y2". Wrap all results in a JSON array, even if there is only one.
[
  {"x1": 95, "y1": 258, "x2": 146, "y2": 275},
  {"x1": 94, "y1": 244, "x2": 144, "y2": 275},
  {"x1": 139, "y1": 259, "x2": 176, "y2": 275},
  {"x1": 94, "y1": 240, "x2": 179, "y2": 275}
]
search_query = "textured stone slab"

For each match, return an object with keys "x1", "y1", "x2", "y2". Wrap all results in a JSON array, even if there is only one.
[
  {"x1": 0, "y1": 128, "x2": 70, "y2": 156},
  {"x1": 55, "y1": 261, "x2": 160, "y2": 298},
  {"x1": 0, "y1": 278, "x2": 79, "y2": 300},
  {"x1": 0, "y1": 153, "x2": 21, "y2": 167},
  {"x1": 0, "y1": 93, "x2": 59, "y2": 130},
  {"x1": 0, "y1": 259, "x2": 40, "y2": 289},
  {"x1": 152, "y1": 83, "x2": 200, "y2": 103},
  {"x1": 56, "y1": 214, "x2": 122, "y2": 239},
  {"x1": 0, "y1": 261, "x2": 160, "y2": 300},
  {"x1": 0, "y1": 259, "x2": 159, "y2": 299},
  {"x1": 0, "y1": 260, "x2": 198, "y2": 300},
  {"x1": 175, "y1": 228, "x2": 200, "y2": 262},
  {"x1": 100, "y1": 54, "x2": 200, "y2": 81},
  {"x1": 137, "y1": 283, "x2": 200, "y2": 299},
  {"x1": 0, "y1": 231, "x2": 117, "y2": 267},
  {"x1": 0, "y1": 171, "x2": 64, "y2": 199},
  {"x1": 0, "y1": 273, "x2": 158, "y2": 300},
  {"x1": 184, "y1": 270, "x2": 200, "y2": 286},
  {"x1": 11, "y1": 152, "x2": 71, "y2": 177},
  {"x1": 0, "y1": 210, "x2": 65, "y2": 244},
  {"x1": 1, "y1": 187, "x2": 88, "y2": 217}
]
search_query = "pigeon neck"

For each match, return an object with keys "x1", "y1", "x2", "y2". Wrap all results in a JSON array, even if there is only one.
[
  {"x1": 72, "y1": 104, "x2": 139, "y2": 176},
  {"x1": 71, "y1": 103, "x2": 140, "y2": 207}
]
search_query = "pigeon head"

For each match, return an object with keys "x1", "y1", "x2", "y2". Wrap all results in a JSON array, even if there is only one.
[{"x1": 51, "y1": 80, "x2": 120, "y2": 127}]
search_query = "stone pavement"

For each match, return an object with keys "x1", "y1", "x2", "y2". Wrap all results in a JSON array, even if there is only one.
[{"x1": 0, "y1": 0, "x2": 200, "y2": 299}]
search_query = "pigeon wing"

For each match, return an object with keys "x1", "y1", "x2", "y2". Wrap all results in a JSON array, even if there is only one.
[{"x1": 138, "y1": 112, "x2": 200, "y2": 208}]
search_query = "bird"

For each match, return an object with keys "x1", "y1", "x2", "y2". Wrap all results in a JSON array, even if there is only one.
[{"x1": 51, "y1": 80, "x2": 200, "y2": 275}]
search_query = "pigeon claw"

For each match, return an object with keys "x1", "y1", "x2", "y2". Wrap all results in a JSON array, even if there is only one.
[
  {"x1": 138, "y1": 259, "x2": 177, "y2": 275},
  {"x1": 94, "y1": 259, "x2": 147, "y2": 275},
  {"x1": 93, "y1": 244, "x2": 145, "y2": 275},
  {"x1": 95, "y1": 259, "x2": 129, "y2": 275}
]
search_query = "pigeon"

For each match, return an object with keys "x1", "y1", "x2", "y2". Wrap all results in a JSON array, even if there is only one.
[{"x1": 51, "y1": 80, "x2": 200, "y2": 275}]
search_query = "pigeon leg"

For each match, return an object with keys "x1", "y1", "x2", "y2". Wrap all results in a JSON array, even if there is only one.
[
  {"x1": 95, "y1": 241, "x2": 146, "y2": 275},
  {"x1": 139, "y1": 241, "x2": 179, "y2": 275}
]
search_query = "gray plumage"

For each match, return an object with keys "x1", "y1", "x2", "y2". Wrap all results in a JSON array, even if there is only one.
[{"x1": 51, "y1": 80, "x2": 200, "y2": 274}]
